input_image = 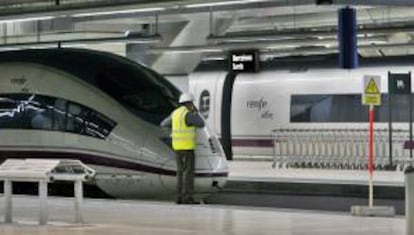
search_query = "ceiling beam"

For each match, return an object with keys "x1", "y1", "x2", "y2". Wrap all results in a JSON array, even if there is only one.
[
  {"x1": 202, "y1": 41, "x2": 414, "y2": 61},
  {"x1": 208, "y1": 23, "x2": 414, "y2": 43},
  {"x1": 0, "y1": 0, "x2": 411, "y2": 26},
  {"x1": 147, "y1": 35, "x2": 387, "y2": 54}
]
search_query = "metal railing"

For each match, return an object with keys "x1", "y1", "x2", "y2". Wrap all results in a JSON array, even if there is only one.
[{"x1": 272, "y1": 128, "x2": 411, "y2": 170}]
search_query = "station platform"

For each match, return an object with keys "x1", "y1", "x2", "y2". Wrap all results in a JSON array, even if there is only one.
[
  {"x1": 0, "y1": 196, "x2": 405, "y2": 235},
  {"x1": 228, "y1": 160, "x2": 405, "y2": 186},
  {"x1": 206, "y1": 160, "x2": 406, "y2": 214}
]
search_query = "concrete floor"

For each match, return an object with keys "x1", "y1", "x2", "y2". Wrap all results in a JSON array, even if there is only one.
[
  {"x1": 0, "y1": 196, "x2": 406, "y2": 235},
  {"x1": 229, "y1": 160, "x2": 405, "y2": 186}
]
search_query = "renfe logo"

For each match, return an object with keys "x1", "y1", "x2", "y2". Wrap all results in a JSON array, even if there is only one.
[
  {"x1": 229, "y1": 50, "x2": 259, "y2": 73},
  {"x1": 246, "y1": 97, "x2": 274, "y2": 120},
  {"x1": 199, "y1": 90, "x2": 210, "y2": 119}
]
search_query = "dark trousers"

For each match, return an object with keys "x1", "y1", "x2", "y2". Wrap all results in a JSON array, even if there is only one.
[{"x1": 175, "y1": 150, "x2": 195, "y2": 203}]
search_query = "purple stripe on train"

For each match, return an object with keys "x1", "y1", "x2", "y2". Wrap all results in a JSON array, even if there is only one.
[
  {"x1": 0, "y1": 151, "x2": 228, "y2": 178},
  {"x1": 232, "y1": 139, "x2": 274, "y2": 147},
  {"x1": 404, "y1": 141, "x2": 414, "y2": 149}
]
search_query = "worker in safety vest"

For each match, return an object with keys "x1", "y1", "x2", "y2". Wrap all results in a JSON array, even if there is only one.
[{"x1": 160, "y1": 93, "x2": 204, "y2": 204}]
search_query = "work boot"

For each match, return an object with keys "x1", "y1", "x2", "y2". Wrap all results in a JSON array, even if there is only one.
[{"x1": 184, "y1": 198, "x2": 199, "y2": 204}]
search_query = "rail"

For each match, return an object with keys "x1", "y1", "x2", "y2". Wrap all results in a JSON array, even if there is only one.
[{"x1": 272, "y1": 128, "x2": 411, "y2": 170}]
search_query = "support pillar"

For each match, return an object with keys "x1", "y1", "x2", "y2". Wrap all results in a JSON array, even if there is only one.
[
  {"x1": 38, "y1": 180, "x2": 48, "y2": 225},
  {"x1": 406, "y1": 167, "x2": 414, "y2": 235},
  {"x1": 74, "y1": 180, "x2": 84, "y2": 224},
  {"x1": 4, "y1": 179, "x2": 12, "y2": 223}
]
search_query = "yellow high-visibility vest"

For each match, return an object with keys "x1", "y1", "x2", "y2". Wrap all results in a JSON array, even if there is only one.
[{"x1": 172, "y1": 106, "x2": 196, "y2": 150}]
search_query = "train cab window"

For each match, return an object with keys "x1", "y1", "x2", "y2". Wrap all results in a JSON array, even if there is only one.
[
  {"x1": 122, "y1": 90, "x2": 174, "y2": 124},
  {"x1": 95, "y1": 67, "x2": 178, "y2": 125},
  {"x1": 0, "y1": 93, "x2": 116, "y2": 139}
]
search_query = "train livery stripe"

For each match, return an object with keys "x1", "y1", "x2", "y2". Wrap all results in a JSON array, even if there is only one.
[
  {"x1": 0, "y1": 151, "x2": 228, "y2": 178},
  {"x1": 232, "y1": 139, "x2": 274, "y2": 147}
]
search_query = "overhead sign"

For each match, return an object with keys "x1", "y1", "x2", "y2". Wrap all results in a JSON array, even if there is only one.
[
  {"x1": 362, "y1": 75, "x2": 381, "y2": 106},
  {"x1": 229, "y1": 50, "x2": 259, "y2": 73},
  {"x1": 388, "y1": 72, "x2": 411, "y2": 95}
]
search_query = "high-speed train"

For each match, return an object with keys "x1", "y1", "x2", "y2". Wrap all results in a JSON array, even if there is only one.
[
  {"x1": 0, "y1": 48, "x2": 228, "y2": 199},
  {"x1": 188, "y1": 55, "x2": 414, "y2": 159}
]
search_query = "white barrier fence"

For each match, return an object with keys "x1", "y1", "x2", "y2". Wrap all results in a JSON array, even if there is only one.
[{"x1": 272, "y1": 128, "x2": 411, "y2": 170}]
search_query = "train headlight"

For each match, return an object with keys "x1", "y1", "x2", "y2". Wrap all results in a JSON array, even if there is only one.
[{"x1": 208, "y1": 138, "x2": 217, "y2": 153}]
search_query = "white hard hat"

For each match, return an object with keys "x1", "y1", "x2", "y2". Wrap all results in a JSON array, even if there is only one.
[{"x1": 179, "y1": 93, "x2": 194, "y2": 104}]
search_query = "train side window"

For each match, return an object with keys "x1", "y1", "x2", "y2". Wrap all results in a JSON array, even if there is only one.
[
  {"x1": 51, "y1": 98, "x2": 67, "y2": 131},
  {"x1": 291, "y1": 94, "x2": 414, "y2": 123},
  {"x1": 66, "y1": 101, "x2": 116, "y2": 139},
  {"x1": 0, "y1": 95, "x2": 25, "y2": 128},
  {"x1": 25, "y1": 95, "x2": 57, "y2": 130},
  {"x1": 66, "y1": 102, "x2": 88, "y2": 134},
  {"x1": 0, "y1": 93, "x2": 116, "y2": 139},
  {"x1": 85, "y1": 111, "x2": 116, "y2": 138}
]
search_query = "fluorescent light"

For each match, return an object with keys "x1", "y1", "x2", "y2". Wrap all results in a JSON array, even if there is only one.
[
  {"x1": 26, "y1": 45, "x2": 57, "y2": 49},
  {"x1": 72, "y1": 7, "x2": 165, "y2": 17},
  {"x1": 0, "y1": 16, "x2": 54, "y2": 24},
  {"x1": 0, "y1": 33, "x2": 161, "y2": 52},
  {"x1": 185, "y1": 0, "x2": 266, "y2": 8},
  {"x1": 202, "y1": 55, "x2": 227, "y2": 61},
  {"x1": 61, "y1": 43, "x2": 88, "y2": 48}
]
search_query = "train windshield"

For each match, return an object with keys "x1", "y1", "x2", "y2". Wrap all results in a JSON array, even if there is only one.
[{"x1": 96, "y1": 65, "x2": 179, "y2": 125}]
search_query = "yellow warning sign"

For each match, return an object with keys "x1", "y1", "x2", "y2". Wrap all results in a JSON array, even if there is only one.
[
  {"x1": 365, "y1": 79, "x2": 380, "y2": 94},
  {"x1": 363, "y1": 94, "x2": 381, "y2": 106},
  {"x1": 362, "y1": 75, "x2": 381, "y2": 106}
]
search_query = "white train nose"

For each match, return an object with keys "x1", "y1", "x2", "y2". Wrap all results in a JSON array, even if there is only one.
[{"x1": 209, "y1": 156, "x2": 229, "y2": 189}]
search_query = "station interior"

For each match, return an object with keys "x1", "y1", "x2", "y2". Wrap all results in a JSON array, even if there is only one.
[{"x1": 1, "y1": 0, "x2": 414, "y2": 234}]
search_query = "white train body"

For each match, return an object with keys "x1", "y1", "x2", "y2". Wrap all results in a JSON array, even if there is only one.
[
  {"x1": 0, "y1": 49, "x2": 228, "y2": 199},
  {"x1": 190, "y1": 64, "x2": 413, "y2": 157}
]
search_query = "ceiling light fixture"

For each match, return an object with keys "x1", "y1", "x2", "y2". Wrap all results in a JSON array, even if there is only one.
[
  {"x1": 72, "y1": 7, "x2": 165, "y2": 17},
  {"x1": 0, "y1": 33, "x2": 161, "y2": 51},
  {"x1": 185, "y1": 0, "x2": 268, "y2": 8},
  {"x1": 0, "y1": 16, "x2": 55, "y2": 24}
]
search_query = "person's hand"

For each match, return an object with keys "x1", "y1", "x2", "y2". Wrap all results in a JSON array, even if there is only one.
[{"x1": 191, "y1": 103, "x2": 199, "y2": 113}]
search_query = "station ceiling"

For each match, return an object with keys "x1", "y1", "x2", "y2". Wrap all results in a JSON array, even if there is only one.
[{"x1": 1, "y1": 0, "x2": 414, "y2": 73}]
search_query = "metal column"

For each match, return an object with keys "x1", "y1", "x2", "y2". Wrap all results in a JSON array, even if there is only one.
[
  {"x1": 410, "y1": 90, "x2": 413, "y2": 159},
  {"x1": 388, "y1": 72, "x2": 393, "y2": 167},
  {"x1": 4, "y1": 179, "x2": 12, "y2": 223},
  {"x1": 38, "y1": 180, "x2": 48, "y2": 225},
  {"x1": 74, "y1": 180, "x2": 84, "y2": 224},
  {"x1": 406, "y1": 167, "x2": 414, "y2": 235}
]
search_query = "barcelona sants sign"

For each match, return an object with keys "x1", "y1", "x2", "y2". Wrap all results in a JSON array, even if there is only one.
[{"x1": 229, "y1": 50, "x2": 259, "y2": 73}]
